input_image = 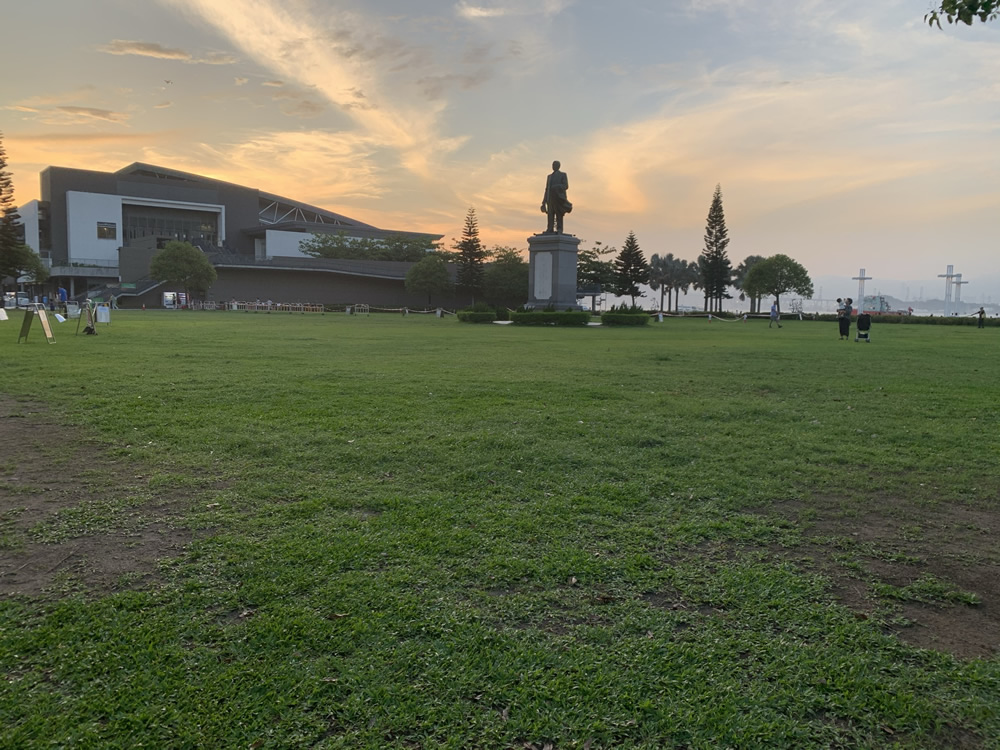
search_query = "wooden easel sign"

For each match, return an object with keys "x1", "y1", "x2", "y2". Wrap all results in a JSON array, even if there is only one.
[
  {"x1": 17, "y1": 304, "x2": 56, "y2": 344},
  {"x1": 75, "y1": 300, "x2": 101, "y2": 336}
]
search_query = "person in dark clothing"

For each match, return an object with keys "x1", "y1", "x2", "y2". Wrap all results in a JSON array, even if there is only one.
[
  {"x1": 838, "y1": 298, "x2": 852, "y2": 339},
  {"x1": 977, "y1": 307, "x2": 986, "y2": 328}
]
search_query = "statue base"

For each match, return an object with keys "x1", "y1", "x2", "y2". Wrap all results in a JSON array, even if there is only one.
[{"x1": 526, "y1": 233, "x2": 582, "y2": 310}]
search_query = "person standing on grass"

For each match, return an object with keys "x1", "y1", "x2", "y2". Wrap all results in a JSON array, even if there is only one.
[
  {"x1": 769, "y1": 301, "x2": 782, "y2": 328},
  {"x1": 838, "y1": 298, "x2": 852, "y2": 339},
  {"x1": 977, "y1": 307, "x2": 986, "y2": 328}
]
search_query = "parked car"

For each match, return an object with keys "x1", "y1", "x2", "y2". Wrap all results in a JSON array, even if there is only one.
[{"x1": 2, "y1": 292, "x2": 30, "y2": 309}]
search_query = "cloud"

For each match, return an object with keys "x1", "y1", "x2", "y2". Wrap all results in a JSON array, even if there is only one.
[
  {"x1": 140, "y1": 130, "x2": 386, "y2": 204},
  {"x1": 98, "y1": 39, "x2": 237, "y2": 65},
  {"x1": 158, "y1": 0, "x2": 452, "y2": 173},
  {"x1": 5, "y1": 131, "x2": 183, "y2": 203},
  {"x1": 417, "y1": 70, "x2": 493, "y2": 100},
  {"x1": 234, "y1": 77, "x2": 249, "y2": 86},
  {"x1": 279, "y1": 100, "x2": 325, "y2": 118},
  {"x1": 6, "y1": 127, "x2": 387, "y2": 210},
  {"x1": 10, "y1": 131, "x2": 160, "y2": 144},
  {"x1": 200, "y1": 51, "x2": 239, "y2": 65},
  {"x1": 254, "y1": 80, "x2": 327, "y2": 118},
  {"x1": 455, "y1": 0, "x2": 574, "y2": 19},
  {"x1": 456, "y1": 4, "x2": 508, "y2": 19},
  {"x1": 6, "y1": 86, "x2": 99, "y2": 111},
  {"x1": 154, "y1": 101, "x2": 174, "y2": 109},
  {"x1": 100, "y1": 40, "x2": 191, "y2": 60},
  {"x1": 55, "y1": 106, "x2": 129, "y2": 124},
  {"x1": 268, "y1": 86, "x2": 326, "y2": 118},
  {"x1": 4, "y1": 87, "x2": 131, "y2": 127}
]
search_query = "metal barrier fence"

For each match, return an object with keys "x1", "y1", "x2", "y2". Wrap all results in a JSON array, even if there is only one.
[{"x1": 188, "y1": 300, "x2": 326, "y2": 313}]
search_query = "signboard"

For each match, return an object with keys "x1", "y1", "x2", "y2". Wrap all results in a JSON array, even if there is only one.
[{"x1": 17, "y1": 304, "x2": 55, "y2": 344}]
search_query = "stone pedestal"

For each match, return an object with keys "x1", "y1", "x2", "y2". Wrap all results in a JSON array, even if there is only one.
[{"x1": 526, "y1": 233, "x2": 581, "y2": 310}]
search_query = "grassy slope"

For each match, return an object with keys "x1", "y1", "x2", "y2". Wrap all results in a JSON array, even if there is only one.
[{"x1": 1, "y1": 311, "x2": 998, "y2": 749}]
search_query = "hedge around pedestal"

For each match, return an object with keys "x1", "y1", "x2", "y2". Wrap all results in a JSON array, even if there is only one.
[
  {"x1": 600, "y1": 312, "x2": 651, "y2": 326},
  {"x1": 510, "y1": 311, "x2": 590, "y2": 326},
  {"x1": 457, "y1": 311, "x2": 498, "y2": 323}
]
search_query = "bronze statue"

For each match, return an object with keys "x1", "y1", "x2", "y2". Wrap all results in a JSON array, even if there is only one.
[{"x1": 540, "y1": 160, "x2": 572, "y2": 234}]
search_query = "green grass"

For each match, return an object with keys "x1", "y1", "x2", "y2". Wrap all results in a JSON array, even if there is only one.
[{"x1": 1, "y1": 311, "x2": 998, "y2": 749}]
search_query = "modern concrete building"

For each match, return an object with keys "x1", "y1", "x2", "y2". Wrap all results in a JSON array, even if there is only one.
[{"x1": 19, "y1": 163, "x2": 452, "y2": 307}]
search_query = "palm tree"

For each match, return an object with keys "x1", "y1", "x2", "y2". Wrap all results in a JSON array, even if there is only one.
[
  {"x1": 648, "y1": 253, "x2": 676, "y2": 312},
  {"x1": 733, "y1": 255, "x2": 765, "y2": 313},
  {"x1": 676, "y1": 259, "x2": 699, "y2": 313}
]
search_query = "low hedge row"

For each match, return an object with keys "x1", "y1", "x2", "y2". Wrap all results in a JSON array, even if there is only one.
[
  {"x1": 810, "y1": 314, "x2": 992, "y2": 326},
  {"x1": 511, "y1": 311, "x2": 590, "y2": 326},
  {"x1": 890, "y1": 315, "x2": 991, "y2": 326},
  {"x1": 600, "y1": 312, "x2": 651, "y2": 326},
  {"x1": 457, "y1": 311, "x2": 498, "y2": 323}
]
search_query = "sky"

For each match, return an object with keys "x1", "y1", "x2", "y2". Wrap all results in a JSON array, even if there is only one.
[{"x1": 2, "y1": 0, "x2": 998, "y2": 305}]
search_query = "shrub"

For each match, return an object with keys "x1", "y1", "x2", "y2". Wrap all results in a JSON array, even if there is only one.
[
  {"x1": 607, "y1": 303, "x2": 647, "y2": 314},
  {"x1": 510, "y1": 311, "x2": 590, "y2": 326},
  {"x1": 601, "y1": 311, "x2": 651, "y2": 326},
  {"x1": 457, "y1": 310, "x2": 497, "y2": 323}
]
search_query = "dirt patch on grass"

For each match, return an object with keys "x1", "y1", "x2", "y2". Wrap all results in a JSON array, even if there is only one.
[
  {"x1": 0, "y1": 396, "x2": 203, "y2": 598},
  {"x1": 753, "y1": 496, "x2": 1000, "y2": 660}
]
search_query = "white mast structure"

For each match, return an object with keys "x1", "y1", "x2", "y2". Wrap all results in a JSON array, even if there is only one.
[
  {"x1": 953, "y1": 273, "x2": 969, "y2": 313},
  {"x1": 852, "y1": 268, "x2": 872, "y2": 313},
  {"x1": 938, "y1": 265, "x2": 958, "y2": 317}
]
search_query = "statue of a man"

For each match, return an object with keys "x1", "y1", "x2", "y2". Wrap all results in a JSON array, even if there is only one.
[{"x1": 540, "y1": 160, "x2": 572, "y2": 234}]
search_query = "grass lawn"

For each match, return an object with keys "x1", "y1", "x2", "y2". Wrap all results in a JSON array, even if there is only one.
[{"x1": 1, "y1": 310, "x2": 998, "y2": 749}]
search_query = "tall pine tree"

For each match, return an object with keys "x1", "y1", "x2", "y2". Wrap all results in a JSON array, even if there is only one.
[
  {"x1": 453, "y1": 207, "x2": 487, "y2": 304},
  {"x1": 612, "y1": 231, "x2": 650, "y2": 308},
  {"x1": 697, "y1": 184, "x2": 732, "y2": 313},
  {"x1": 0, "y1": 132, "x2": 25, "y2": 288}
]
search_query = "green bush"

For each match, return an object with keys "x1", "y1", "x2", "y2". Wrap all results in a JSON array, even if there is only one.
[
  {"x1": 457, "y1": 311, "x2": 497, "y2": 323},
  {"x1": 600, "y1": 312, "x2": 651, "y2": 326},
  {"x1": 510, "y1": 311, "x2": 590, "y2": 326},
  {"x1": 904, "y1": 314, "x2": 987, "y2": 326},
  {"x1": 810, "y1": 314, "x2": 991, "y2": 326},
  {"x1": 606, "y1": 303, "x2": 647, "y2": 314}
]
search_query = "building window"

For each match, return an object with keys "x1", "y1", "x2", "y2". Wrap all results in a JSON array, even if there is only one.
[
  {"x1": 97, "y1": 222, "x2": 117, "y2": 240},
  {"x1": 121, "y1": 207, "x2": 218, "y2": 248}
]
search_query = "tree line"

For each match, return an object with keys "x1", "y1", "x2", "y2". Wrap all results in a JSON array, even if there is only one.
[
  {"x1": 0, "y1": 133, "x2": 48, "y2": 293},
  {"x1": 404, "y1": 207, "x2": 528, "y2": 308},
  {"x1": 578, "y1": 184, "x2": 814, "y2": 314},
  {"x1": 393, "y1": 189, "x2": 817, "y2": 313}
]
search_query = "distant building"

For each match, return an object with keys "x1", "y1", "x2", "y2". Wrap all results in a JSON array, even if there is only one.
[{"x1": 19, "y1": 163, "x2": 451, "y2": 307}]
